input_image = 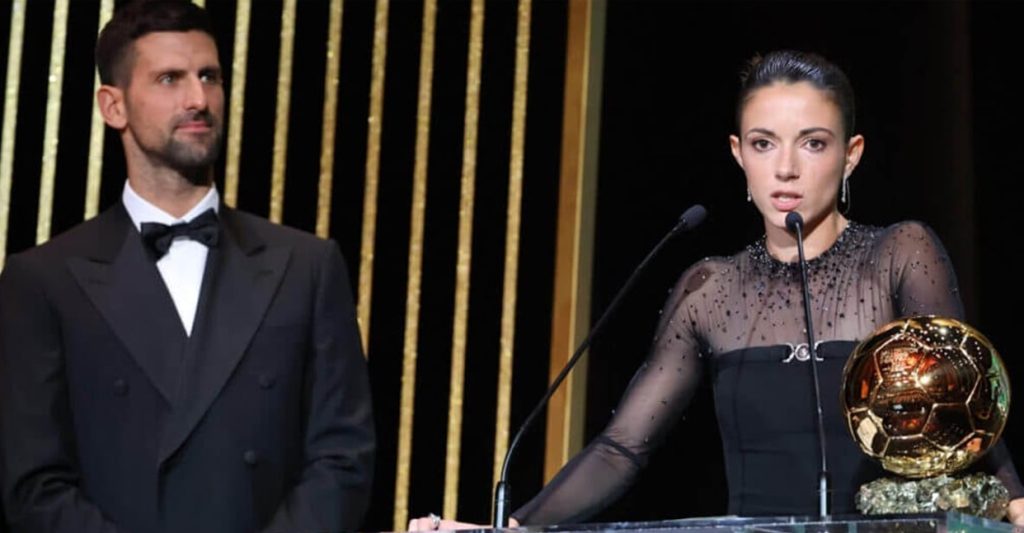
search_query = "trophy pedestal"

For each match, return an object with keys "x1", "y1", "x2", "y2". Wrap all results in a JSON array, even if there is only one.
[{"x1": 857, "y1": 473, "x2": 1010, "y2": 520}]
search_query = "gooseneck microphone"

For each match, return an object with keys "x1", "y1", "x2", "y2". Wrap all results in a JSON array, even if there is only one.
[
  {"x1": 784, "y1": 211, "x2": 831, "y2": 518},
  {"x1": 492, "y1": 205, "x2": 708, "y2": 528}
]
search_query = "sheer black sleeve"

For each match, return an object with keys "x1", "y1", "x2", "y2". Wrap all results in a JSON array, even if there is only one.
[
  {"x1": 511, "y1": 261, "x2": 717, "y2": 525},
  {"x1": 883, "y1": 221, "x2": 964, "y2": 319}
]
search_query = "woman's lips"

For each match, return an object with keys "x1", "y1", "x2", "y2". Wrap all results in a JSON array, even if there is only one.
[{"x1": 770, "y1": 192, "x2": 802, "y2": 211}]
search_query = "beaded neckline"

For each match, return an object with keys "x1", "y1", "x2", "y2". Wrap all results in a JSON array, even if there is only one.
[{"x1": 746, "y1": 221, "x2": 878, "y2": 274}]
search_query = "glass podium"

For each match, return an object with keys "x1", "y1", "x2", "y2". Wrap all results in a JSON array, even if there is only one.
[{"x1": 454, "y1": 513, "x2": 1020, "y2": 533}]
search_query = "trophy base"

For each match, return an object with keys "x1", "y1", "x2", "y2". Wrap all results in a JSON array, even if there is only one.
[{"x1": 856, "y1": 473, "x2": 1009, "y2": 520}]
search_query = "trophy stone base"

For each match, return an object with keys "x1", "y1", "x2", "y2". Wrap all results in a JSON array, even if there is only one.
[{"x1": 856, "y1": 473, "x2": 1009, "y2": 520}]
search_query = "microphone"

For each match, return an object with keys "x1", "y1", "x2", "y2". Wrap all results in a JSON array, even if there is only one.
[
  {"x1": 492, "y1": 204, "x2": 708, "y2": 527},
  {"x1": 784, "y1": 211, "x2": 831, "y2": 518}
]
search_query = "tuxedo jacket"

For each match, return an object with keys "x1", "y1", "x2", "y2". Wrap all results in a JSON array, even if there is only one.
[{"x1": 0, "y1": 204, "x2": 374, "y2": 533}]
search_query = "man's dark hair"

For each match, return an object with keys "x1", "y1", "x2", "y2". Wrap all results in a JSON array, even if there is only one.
[
  {"x1": 96, "y1": 0, "x2": 216, "y2": 86},
  {"x1": 736, "y1": 50, "x2": 856, "y2": 140}
]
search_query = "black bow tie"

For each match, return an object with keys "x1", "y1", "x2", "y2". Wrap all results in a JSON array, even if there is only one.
[{"x1": 140, "y1": 208, "x2": 220, "y2": 260}]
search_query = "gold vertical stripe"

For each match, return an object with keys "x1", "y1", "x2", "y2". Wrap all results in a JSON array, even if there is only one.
[
  {"x1": 544, "y1": 0, "x2": 605, "y2": 481},
  {"x1": 269, "y1": 0, "x2": 297, "y2": 223},
  {"x1": 357, "y1": 0, "x2": 389, "y2": 352},
  {"x1": 393, "y1": 0, "x2": 437, "y2": 528},
  {"x1": 36, "y1": 0, "x2": 70, "y2": 244},
  {"x1": 443, "y1": 0, "x2": 485, "y2": 518},
  {"x1": 223, "y1": 0, "x2": 251, "y2": 208},
  {"x1": 0, "y1": 0, "x2": 26, "y2": 268},
  {"x1": 84, "y1": 0, "x2": 114, "y2": 220},
  {"x1": 316, "y1": 0, "x2": 345, "y2": 238},
  {"x1": 492, "y1": 0, "x2": 531, "y2": 491}
]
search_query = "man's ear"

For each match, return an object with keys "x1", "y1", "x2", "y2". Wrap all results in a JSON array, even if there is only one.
[{"x1": 97, "y1": 84, "x2": 127, "y2": 130}]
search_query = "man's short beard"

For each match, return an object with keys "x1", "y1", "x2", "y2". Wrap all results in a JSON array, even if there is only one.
[
  {"x1": 164, "y1": 137, "x2": 221, "y2": 185},
  {"x1": 146, "y1": 131, "x2": 222, "y2": 186}
]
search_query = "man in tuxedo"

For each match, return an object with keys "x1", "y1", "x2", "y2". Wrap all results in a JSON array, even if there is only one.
[{"x1": 0, "y1": 1, "x2": 374, "y2": 532}]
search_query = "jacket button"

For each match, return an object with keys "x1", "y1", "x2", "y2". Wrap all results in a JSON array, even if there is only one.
[
  {"x1": 113, "y1": 379, "x2": 129, "y2": 396},
  {"x1": 243, "y1": 450, "x2": 259, "y2": 466},
  {"x1": 258, "y1": 374, "x2": 276, "y2": 389}
]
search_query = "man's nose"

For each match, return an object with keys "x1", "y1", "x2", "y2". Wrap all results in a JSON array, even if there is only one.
[{"x1": 182, "y1": 76, "x2": 208, "y2": 111}]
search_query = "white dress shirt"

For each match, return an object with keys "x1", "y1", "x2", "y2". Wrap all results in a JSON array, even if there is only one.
[{"x1": 122, "y1": 181, "x2": 220, "y2": 336}]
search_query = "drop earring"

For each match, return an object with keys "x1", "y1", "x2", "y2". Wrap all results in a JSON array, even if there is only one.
[
  {"x1": 841, "y1": 176, "x2": 849, "y2": 204},
  {"x1": 746, "y1": 188, "x2": 752, "y2": 202}
]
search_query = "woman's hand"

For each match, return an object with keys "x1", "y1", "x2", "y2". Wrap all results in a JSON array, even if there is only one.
[
  {"x1": 1007, "y1": 497, "x2": 1024, "y2": 525},
  {"x1": 407, "y1": 514, "x2": 520, "y2": 531}
]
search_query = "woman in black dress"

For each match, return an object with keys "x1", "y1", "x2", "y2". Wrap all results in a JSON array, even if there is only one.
[{"x1": 411, "y1": 50, "x2": 1024, "y2": 530}]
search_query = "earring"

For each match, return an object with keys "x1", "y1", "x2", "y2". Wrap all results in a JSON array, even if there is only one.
[
  {"x1": 841, "y1": 176, "x2": 849, "y2": 204},
  {"x1": 746, "y1": 188, "x2": 752, "y2": 202}
]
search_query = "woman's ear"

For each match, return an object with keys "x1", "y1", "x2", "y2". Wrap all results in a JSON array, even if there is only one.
[
  {"x1": 97, "y1": 85, "x2": 127, "y2": 130},
  {"x1": 729, "y1": 134, "x2": 744, "y2": 169},
  {"x1": 844, "y1": 134, "x2": 865, "y2": 178}
]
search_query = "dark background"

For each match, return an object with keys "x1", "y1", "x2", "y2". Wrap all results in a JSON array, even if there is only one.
[{"x1": 1, "y1": 0, "x2": 1022, "y2": 530}]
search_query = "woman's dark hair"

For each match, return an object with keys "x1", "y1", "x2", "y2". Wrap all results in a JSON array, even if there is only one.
[
  {"x1": 96, "y1": 0, "x2": 215, "y2": 87},
  {"x1": 736, "y1": 50, "x2": 856, "y2": 139}
]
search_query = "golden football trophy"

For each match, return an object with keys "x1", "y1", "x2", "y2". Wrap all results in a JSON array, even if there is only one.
[{"x1": 841, "y1": 316, "x2": 1012, "y2": 519}]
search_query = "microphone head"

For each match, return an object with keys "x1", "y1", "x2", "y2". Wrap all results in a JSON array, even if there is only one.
[
  {"x1": 785, "y1": 211, "x2": 804, "y2": 233},
  {"x1": 679, "y1": 204, "x2": 707, "y2": 230}
]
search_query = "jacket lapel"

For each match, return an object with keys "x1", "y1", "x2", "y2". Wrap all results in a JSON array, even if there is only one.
[
  {"x1": 158, "y1": 208, "x2": 290, "y2": 463},
  {"x1": 66, "y1": 205, "x2": 187, "y2": 405}
]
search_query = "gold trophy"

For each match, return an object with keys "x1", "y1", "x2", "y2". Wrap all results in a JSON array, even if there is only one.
[{"x1": 841, "y1": 316, "x2": 1012, "y2": 519}]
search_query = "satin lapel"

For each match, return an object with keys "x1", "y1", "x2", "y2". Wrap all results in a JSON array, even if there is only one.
[
  {"x1": 158, "y1": 211, "x2": 290, "y2": 463},
  {"x1": 66, "y1": 210, "x2": 187, "y2": 405}
]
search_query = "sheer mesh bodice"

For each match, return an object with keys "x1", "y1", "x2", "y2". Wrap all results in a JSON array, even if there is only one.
[{"x1": 513, "y1": 220, "x2": 1022, "y2": 524}]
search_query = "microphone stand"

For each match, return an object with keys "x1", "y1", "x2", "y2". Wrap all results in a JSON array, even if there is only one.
[
  {"x1": 786, "y1": 212, "x2": 831, "y2": 519},
  {"x1": 493, "y1": 205, "x2": 707, "y2": 527}
]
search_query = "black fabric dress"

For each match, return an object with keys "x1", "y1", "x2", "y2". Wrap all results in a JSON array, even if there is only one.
[{"x1": 513, "y1": 220, "x2": 1023, "y2": 524}]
